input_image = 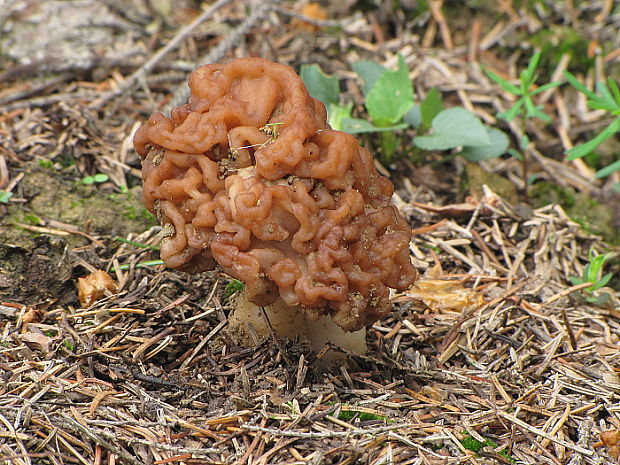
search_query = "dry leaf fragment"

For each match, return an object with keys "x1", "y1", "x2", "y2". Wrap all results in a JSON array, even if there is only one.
[
  {"x1": 293, "y1": 3, "x2": 328, "y2": 31},
  {"x1": 19, "y1": 332, "x2": 53, "y2": 354},
  {"x1": 77, "y1": 270, "x2": 118, "y2": 307},
  {"x1": 22, "y1": 308, "x2": 42, "y2": 324},
  {"x1": 601, "y1": 430, "x2": 620, "y2": 460},
  {"x1": 405, "y1": 279, "x2": 485, "y2": 313},
  {"x1": 413, "y1": 188, "x2": 502, "y2": 218}
]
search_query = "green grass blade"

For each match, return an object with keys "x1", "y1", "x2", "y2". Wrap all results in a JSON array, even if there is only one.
[
  {"x1": 563, "y1": 70, "x2": 599, "y2": 101},
  {"x1": 566, "y1": 118, "x2": 620, "y2": 160},
  {"x1": 484, "y1": 67, "x2": 522, "y2": 95},
  {"x1": 596, "y1": 158, "x2": 620, "y2": 178},
  {"x1": 531, "y1": 81, "x2": 563, "y2": 95},
  {"x1": 607, "y1": 78, "x2": 620, "y2": 105},
  {"x1": 114, "y1": 236, "x2": 160, "y2": 250},
  {"x1": 523, "y1": 51, "x2": 542, "y2": 85}
]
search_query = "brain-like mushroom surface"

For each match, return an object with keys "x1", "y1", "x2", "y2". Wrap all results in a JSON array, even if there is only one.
[{"x1": 134, "y1": 57, "x2": 417, "y2": 331}]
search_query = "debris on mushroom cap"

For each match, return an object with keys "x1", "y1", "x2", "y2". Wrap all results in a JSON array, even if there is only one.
[{"x1": 133, "y1": 57, "x2": 417, "y2": 332}]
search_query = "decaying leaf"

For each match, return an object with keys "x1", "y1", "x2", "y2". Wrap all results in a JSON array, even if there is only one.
[
  {"x1": 22, "y1": 308, "x2": 42, "y2": 324},
  {"x1": 404, "y1": 279, "x2": 485, "y2": 312},
  {"x1": 413, "y1": 186, "x2": 502, "y2": 218},
  {"x1": 292, "y1": 3, "x2": 328, "y2": 31},
  {"x1": 19, "y1": 332, "x2": 53, "y2": 354},
  {"x1": 601, "y1": 430, "x2": 620, "y2": 460},
  {"x1": 77, "y1": 270, "x2": 118, "y2": 307}
]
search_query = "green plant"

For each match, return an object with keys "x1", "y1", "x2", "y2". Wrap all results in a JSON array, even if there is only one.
[
  {"x1": 23, "y1": 213, "x2": 42, "y2": 225},
  {"x1": 82, "y1": 173, "x2": 109, "y2": 185},
  {"x1": 62, "y1": 339, "x2": 76, "y2": 352},
  {"x1": 224, "y1": 279, "x2": 244, "y2": 299},
  {"x1": 563, "y1": 71, "x2": 620, "y2": 181},
  {"x1": 38, "y1": 159, "x2": 54, "y2": 169},
  {"x1": 301, "y1": 56, "x2": 508, "y2": 162},
  {"x1": 0, "y1": 191, "x2": 12, "y2": 204},
  {"x1": 460, "y1": 433, "x2": 515, "y2": 463},
  {"x1": 336, "y1": 407, "x2": 391, "y2": 422},
  {"x1": 570, "y1": 248, "x2": 615, "y2": 304},
  {"x1": 484, "y1": 51, "x2": 562, "y2": 193},
  {"x1": 111, "y1": 259, "x2": 164, "y2": 272},
  {"x1": 114, "y1": 236, "x2": 160, "y2": 251}
]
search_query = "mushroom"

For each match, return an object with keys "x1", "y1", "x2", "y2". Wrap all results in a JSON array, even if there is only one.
[{"x1": 134, "y1": 57, "x2": 417, "y2": 354}]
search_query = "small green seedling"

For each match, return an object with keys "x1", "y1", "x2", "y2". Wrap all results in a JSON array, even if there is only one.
[
  {"x1": 224, "y1": 279, "x2": 244, "y2": 299},
  {"x1": 460, "y1": 433, "x2": 516, "y2": 463},
  {"x1": 485, "y1": 51, "x2": 562, "y2": 127},
  {"x1": 114, "y1": 236, "x2": 160, "y2": 251},
  {"x1": 82, "y1": 173, "x2": 109, "y2": 185},
  {"x1": 63, "y1": 339, "x2": 76, "y2": 352},
  {"x1": 336, "y1": 407, "x2": 391, "y2": 422},
  {"x1": 111, "y1": 259, "x2": 164, "y2": 272},
  {"x1": 570, "y1": 248, "x2": 614, "y2": 304},
  {"x1": 563, "y1": 70, "x2": 620, "y2": 179},
  {"x1": 484, "y1": 51, "x2": 562, "y2": 191},
  {"x1": 38, "y1": 159, "x2": 54, "y2": 169},
  {"x1": 302, "y1": 57, "x2": 508, "y2": 162},
  {"x1": 0, "y1": 190, "x2": 12, "y2": 204}
]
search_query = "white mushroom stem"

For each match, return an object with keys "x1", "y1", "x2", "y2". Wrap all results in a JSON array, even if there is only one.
[{"x1": 228, "y1": 290, "x2": 367, "y2": 355}]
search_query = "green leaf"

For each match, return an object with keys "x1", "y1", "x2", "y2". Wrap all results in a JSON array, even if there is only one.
[
  {"x1": 595, "y1": 158, "x2": 620, "y2": 178},
  {"x1": 365, "y1": 54, "x2": 414, "y2": 126},
  {"x1": 526, "y1": 104, "x2": 551, "y2": 123},
  {"x1": 563, "y1": 70, "x2": 598, "y2": 101},
  {"x1": 594, "y1": 272, "x2": 613, "y2": 290},
  {"x1": 588, "y1": 100, "x2": 619, "y2": 112},
  {"x1": 0, "y1": 191, "x2": 12, "y2": 203},
  {"x1": 522, "y1": 51, "x2": 542, "y2": 86},
  {"x1": 327, "y1": 102, "x2": 353, "y2": 131},
  {"x1": 93, "y1": 173, "x2": 109, "y2": 183},
  {"x1": 352, "y1": 61, "x2": 386, "y2": 96},
  {"x1": 460, "y1": 127, "x2": 510, "y2": 161},
  {"x1": 530, "y1": 80, "x2": 563, "y2": 95},
  {"x1": 225, "y1": 279, "x2": 244, "y2": 298},
  {"x1": 413, "y1": 107, "x2": 490, "y2": 150},
  {"x1": 596, "y1": 81, "x2": 617, "y2": 107},
  {"x1": 484, "y1": 67, "x2": 522, "y2": 95},
  {"x1": 566, "y1": 118, "x2": 620, "y2": 160},
  {"x1": 420, "y1": 88, "x2": 443, "y2": 131},
  {"x1": 497, "y1": 99, "x2": 525, "y2": 122},
  {"x1": 608, "y1": 78, "x2": 620, "y2": 104},
  {"x1": 341, "y1": 117, "x2": 407, "y2": 134},
  {"x1": 300, "y1": 64, "x2": 340, "y2": 107},
  {"x1": 520, "y1": 134, "x2": 530, "y2": 150},
  {"x1": 507, "y1": 148, "x2": 523, "y2": 160}
]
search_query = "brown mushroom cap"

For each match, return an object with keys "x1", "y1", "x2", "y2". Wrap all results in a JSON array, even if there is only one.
[{"x1": 134, "y1": 57, "x2": 417, "y2": 331}]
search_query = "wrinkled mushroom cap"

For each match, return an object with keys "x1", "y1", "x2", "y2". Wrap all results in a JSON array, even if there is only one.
[{"x1": 134, "y1": 57, "x2": 417, "y2": 331}]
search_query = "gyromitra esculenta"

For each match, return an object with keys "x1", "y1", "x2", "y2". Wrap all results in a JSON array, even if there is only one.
[{"x1": 134, "y1": 57, "x2": 417, "y2": 353}]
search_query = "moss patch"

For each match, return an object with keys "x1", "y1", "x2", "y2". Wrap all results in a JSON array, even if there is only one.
[
  {"x1": 2, "y1": 165, "x2": 156, "y2": 248},
  {"x1": 531, "y1": 182, "x2": 619, "y2": 244},
  {"x1": 462, "y1": 162, "x2": 519, "y2": 204}
]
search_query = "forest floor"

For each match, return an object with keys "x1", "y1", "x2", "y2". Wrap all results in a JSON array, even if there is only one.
[{"x1": 1, "y1": 1, "x2": 620, "y2": 464}]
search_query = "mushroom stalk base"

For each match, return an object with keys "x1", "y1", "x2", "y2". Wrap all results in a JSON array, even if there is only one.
[{"x1": 228, "y1": 291, "x2": 367, "y2": 355}]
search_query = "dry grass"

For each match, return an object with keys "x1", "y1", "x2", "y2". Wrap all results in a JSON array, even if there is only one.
[{"x1": 1, "y1": 1, "x2": 619, "y2": 464}]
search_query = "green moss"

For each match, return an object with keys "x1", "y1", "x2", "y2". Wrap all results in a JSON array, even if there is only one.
[
  {"x1": 537, "y1": 27, "x2": 592, "y2": 72},
  {"x1": 2, "y1": 166, "x2": 156, "y2": 248},
  {"x1": 531, "y1": 182, "x2": 618, "y2": 244},
  {"x1": 460, "y1": 433, "x2": 516, "y2": 463},
  {"x1": 463, "y1": 162, "x2": 519, "y2": 205}
]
